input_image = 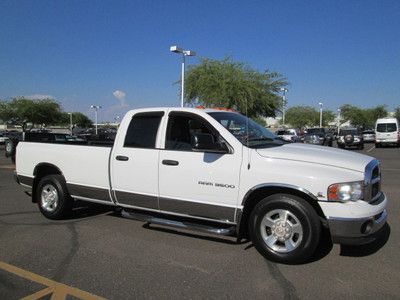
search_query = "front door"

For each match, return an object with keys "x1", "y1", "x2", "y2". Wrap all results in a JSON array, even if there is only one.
[{"x1": 158, "y1": 112, "x2": 242, "y2": 223}]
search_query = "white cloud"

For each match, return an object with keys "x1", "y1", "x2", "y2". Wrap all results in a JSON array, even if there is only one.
[
  {"x1": 103, "y1": 89, "x2": 130, "y2": 121},
  {"x1": 24, "y1": 94, "x2": 54, "y2": 100},
  {"x1": 113, "y1": 90, "x2": 126, "y2": 100}
]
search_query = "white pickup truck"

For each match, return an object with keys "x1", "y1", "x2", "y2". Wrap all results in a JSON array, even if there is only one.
[{"x1": 15, "y1": 107, "x2": 388, "y2": 263}]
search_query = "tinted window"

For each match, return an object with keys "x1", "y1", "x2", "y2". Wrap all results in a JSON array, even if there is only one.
[
  {"x1": 307, "y1": 128, "x2": 325, "y2": 134},
  {"x1": 165, "y1": 113, "x2": 217, "y2": 151},
  {"x1": 124, "y1": 113, "x2": 163, "y2": 148},
  {"x1": 340, "y1": 129, "x2": 358, "y2": 135},
  {"x1": 376, "y1": 123, "x2": 397, "y2": 133}
]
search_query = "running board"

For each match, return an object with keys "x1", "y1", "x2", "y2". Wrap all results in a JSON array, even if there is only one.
[{"x1": 121, "y1": 210, "x2": 236, "y2": 236}]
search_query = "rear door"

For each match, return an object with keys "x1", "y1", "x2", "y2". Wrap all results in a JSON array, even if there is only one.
[{"x1": 111, "y1": 111, "x2": 165, "y2": 210}]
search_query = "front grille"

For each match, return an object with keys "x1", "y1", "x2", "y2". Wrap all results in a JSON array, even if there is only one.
[
  {"x1": 372, "y1": 165, "x2": 380, "y2": 180},
  {"x1": 371, "y1": 182, "x2": 380, "y2": 199},
  {"x1": 364, "y1": 160, "x2": 381, "y2": 202}
]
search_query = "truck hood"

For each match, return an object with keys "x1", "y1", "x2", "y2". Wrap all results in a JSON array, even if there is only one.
[{"x1": 256, "y1": 143, "x2": 373, "y2": 172}]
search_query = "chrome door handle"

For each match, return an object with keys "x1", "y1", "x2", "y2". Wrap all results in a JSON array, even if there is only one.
[
  {"x1": 116, "y1": 155, "x2": 129, "y2": 161},
  {"x1": 162, "y1": 160, "x2": 179, "y2": 166}
]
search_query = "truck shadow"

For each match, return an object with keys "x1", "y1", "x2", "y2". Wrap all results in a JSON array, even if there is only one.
[
  {"x1": 339, "y1": 223, "x2": 390, "y2": 257},
  {"x1": 66, "y1": 201, "x2": 115, "y2": 220}
]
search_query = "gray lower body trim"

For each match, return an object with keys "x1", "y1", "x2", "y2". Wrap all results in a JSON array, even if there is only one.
[
  {"x1": 66, "y1": 183, "x2": 236, "y2": 223},
  {"x1": 159, "y1": 197, "x2": 235, "y2": 223},
  {"x1": 115, "y1": 191, "x2": 158, "y2": 210},
  {"x1": 73, "y1": 195, "x2": 117, "y2": 206},
  {"x1": 328, "y1": 209, "x2": 387, "y2": 245},
  {"x1": 67, "y1": 183, "x2": 111, "y2": 202}
]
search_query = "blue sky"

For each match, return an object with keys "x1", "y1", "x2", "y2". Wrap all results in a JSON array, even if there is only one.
[{"x1": 1, "y1": 0, "x2": 399, "y2": 121}]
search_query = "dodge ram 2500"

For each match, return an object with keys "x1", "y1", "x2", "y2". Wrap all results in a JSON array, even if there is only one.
[{"x1": 15, "y1": 107, "x2": 388, "y2": 263}]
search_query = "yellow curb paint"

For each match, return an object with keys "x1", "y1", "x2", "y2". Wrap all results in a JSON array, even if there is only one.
[
  {"x1": 0, "y1": 261, "x2": 106, "y2": 300},
  {"x1": 20, "y1": 287, "x2": 53, "y2": 300}
]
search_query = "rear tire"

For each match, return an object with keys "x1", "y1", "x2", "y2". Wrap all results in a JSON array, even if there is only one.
[
  {"x1": 36, "y1": 175, "x2": 73, "y2": 220},
  {"x1": 375, "y1": 143, "x2": 380, "y2": 148},
  {"x1": 248, "y1": 194, "x2": 321, "y2": 264}
]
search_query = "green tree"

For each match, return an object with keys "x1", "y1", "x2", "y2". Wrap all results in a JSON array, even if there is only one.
[
  {"x1": 185, "y1": 57, "x2": 287, "y2": 118},
  {"x1": 395, "y1": 106, "x2": 400, "y2": 121},
  {"x1": 285, "y1": 106, "x2": 334, "y2": 128},
  {"x1": 0, "y1": 97, "x2": 63, "y2": 131},
  {"x1": 340, "y1": 104, "x2": 387, "y2": 129},
  {"x1": 60, "y1": 112, "x2": 93, "y2": 128}
]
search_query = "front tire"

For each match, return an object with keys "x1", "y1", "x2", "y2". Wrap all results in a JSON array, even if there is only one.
[
  {"x1": 36, "y1": 175, "x2": 73, "y2": 220},
  {"x1": 248, "y1": 194, "x2": 321, "y2": 264}
]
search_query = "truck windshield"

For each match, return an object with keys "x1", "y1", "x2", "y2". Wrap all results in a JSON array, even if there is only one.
[{"x1": 208, "y1": 112, "x2": 283, "y2": 148}]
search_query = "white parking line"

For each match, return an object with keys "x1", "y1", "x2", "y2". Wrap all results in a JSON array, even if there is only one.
[{"x1": 366, "y1": 145, "x2": 375, "y2": 152}]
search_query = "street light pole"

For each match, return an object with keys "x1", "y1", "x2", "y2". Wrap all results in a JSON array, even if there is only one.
[
  {"x1": 90, "y1": 105, "x2": 102, "y2": 135},
  {"x1": 319, "y1": 102, "x2": 323, "y2": 127},
  {"x1": 170, "y1": 45, "x2": 196, "y2": 107},
  {"x1": 68, "y1": 112, "x2": 73, "y2": 135},
  {"x1": 280, "y1": 88, "x2": 288, "y2": 126},
  {"x1": 337, "y1": 108, "x2": 341, "y2": 134}
]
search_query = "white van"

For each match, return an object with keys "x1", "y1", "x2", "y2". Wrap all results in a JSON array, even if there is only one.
[{"x1": 375, "y1": 118, "x2": 399, "y2": 147}]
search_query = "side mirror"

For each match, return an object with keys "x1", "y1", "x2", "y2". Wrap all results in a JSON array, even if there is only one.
[{"x1": 191, "y1": 133, "x2": 229, "y2": 154}]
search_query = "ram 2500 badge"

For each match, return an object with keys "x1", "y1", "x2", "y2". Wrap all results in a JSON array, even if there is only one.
[{"x1": 15, "y1": 107, "x2": 388, "y2": 263}]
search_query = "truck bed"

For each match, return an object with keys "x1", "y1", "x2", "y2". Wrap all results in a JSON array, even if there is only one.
[{"x1": 16, "y1": 142, "x2": 113, "y2": 202}]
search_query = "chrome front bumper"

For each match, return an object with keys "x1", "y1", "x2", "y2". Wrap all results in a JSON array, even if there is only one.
[{"x1": 328, "y1": 209, "x2": 387, "y2": 245}]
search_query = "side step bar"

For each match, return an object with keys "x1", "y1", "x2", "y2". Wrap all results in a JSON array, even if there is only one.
[{"x1": 121, "y1": 210, "x2": 236, "y2": 236}]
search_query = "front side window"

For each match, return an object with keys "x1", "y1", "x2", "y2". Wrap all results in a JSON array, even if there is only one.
[
  {"x1": 124, "y1": 112, "x2": 164, "y2": 148},
  {"x1": 208, "y1": 112, "x2": 283, "y2": 148},
  {"x1": 165, "y1": 113, "x2": 218, "y2": 151}
]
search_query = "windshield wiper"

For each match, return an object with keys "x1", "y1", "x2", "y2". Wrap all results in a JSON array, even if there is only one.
[{"x1": 247, "y1": 137, "x2": 274, "y2": 142}]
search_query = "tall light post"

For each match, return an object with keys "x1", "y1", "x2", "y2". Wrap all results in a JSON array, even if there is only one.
[
  {"x1": 90, "y1": 105, "x2": 102, "y2": 135},
  {"x1": 337, "y1": 108, "x2": 341, "y2": 134},
  {"x1": 280, "y1": 88, "x2": 288, "y2": 126},
  {"x1": 319, "y1": 102, "x2": 323, "y2": 127},
  {"x1": 67, "y1": 112, "x2": 73, "y2": 135},
  {"x1": 170, "y1": 45, "x2": 196, "y2": 107}
]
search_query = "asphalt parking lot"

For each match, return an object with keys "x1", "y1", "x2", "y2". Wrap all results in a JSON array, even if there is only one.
[{"x1": 0, "y1": 143, "x2": 399, "y2": 299}]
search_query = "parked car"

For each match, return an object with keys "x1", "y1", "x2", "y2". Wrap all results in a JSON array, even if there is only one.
[
  {"x1": 337, "y1": 128, "x2": 364, "y2": 149},
  {"x1": 303, "y1": 128, "x2": 333, "y2": 146},
  {"x1": 15, "y1": 107, "x2": 387, "y2": 264},
  {"x1": 4, "y1": 132, "x2": 23, "y2": 163},
  {"x1": 275, "y1": 129, "x2": 300, "y2": 143},
  {"x1": 375, "y1": 118, "x2": 399, "y2": 147},
  {"x1": 0, "y1": 132, "x2": 9, "y2": 144},
  {"x1": 362, "y1": 130, "x2": 375, "y2": 143}
]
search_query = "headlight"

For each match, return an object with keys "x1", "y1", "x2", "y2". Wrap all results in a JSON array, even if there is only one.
[{"x1": 327, "y1": 181, "x2": 364, "y2": 202}]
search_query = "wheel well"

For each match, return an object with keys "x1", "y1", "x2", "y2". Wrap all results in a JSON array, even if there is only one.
[
  {"x1": 32, "y1": 163, "x2": 63, "y2": 203},
  {"x1": 237, "y1": 186, "x2": 327, "y2": 239}
]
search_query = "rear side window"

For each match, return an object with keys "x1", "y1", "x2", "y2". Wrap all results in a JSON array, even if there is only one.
[
  {"x1": 124, "y1": 112, "x2": 164, "y2": 148},
  {"x1": 376, "y1": 123, "x2": 397, "y2": 133}
]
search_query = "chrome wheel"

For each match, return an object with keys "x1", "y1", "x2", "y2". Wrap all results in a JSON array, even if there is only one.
[
  {"x1": 5, "y1": 142, "x2": 12, "y2": 153},
  {"x1": 260, "y1": 209, "x2": 303, "y2": 253},
  {"x1": 40, "y1": 184, "x2": 59, "y2": 212}
]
